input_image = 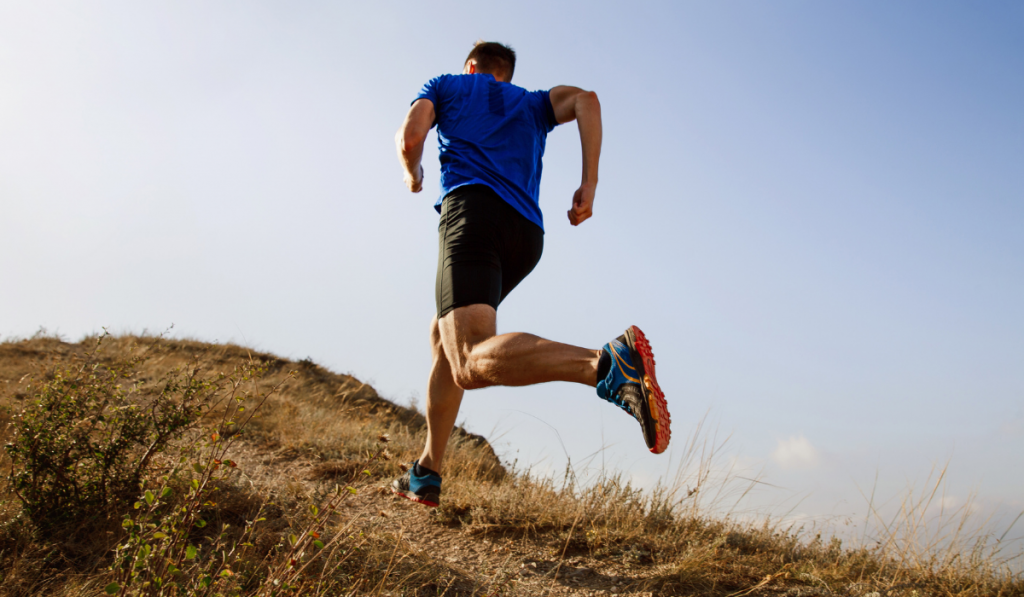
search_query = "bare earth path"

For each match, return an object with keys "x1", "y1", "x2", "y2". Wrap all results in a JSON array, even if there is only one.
[{"x1": 236, "y1": 441, "x2": 664, "y2": 597}]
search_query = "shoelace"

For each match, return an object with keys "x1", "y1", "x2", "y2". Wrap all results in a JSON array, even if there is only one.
[{"x1": 603, "y1": 374, "x2": 635, "y2": 416}]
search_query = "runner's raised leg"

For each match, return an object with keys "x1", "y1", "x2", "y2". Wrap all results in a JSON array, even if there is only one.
[
  {"x1": 396, "y1": 308, "x2": 670, "y2": 507},
  {"x1": 439, "y1": 304, "x2": 601, "y2": 390}
]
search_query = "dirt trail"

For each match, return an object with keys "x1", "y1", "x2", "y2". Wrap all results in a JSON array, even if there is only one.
[
  {"x1": 379, "y1": 497, "x2": 661, "y2": 597},
  {"x1": 236, "y1": 440, "x2": 663, "y2": 597}
]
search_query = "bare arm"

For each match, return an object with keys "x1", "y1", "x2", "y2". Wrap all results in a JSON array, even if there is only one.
[
  {"x1": 395, "y1": 99, "x2": 435, "y2": 193},
  {"x1": 549, "y1": 86, "x2": 602, "y2": 226}
]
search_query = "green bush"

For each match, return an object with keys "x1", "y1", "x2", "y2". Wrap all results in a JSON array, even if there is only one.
[
  {"x1": 105, "y1": 361, "x2": 381, "y2": 597},
  {"x1": 4, "y1": 348, "x2": 212, "y2": 530}
]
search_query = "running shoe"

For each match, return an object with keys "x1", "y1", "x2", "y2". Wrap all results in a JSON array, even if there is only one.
[
  {"x1": 596, "y1": 326, "x2": 671, "y2": 454},
  {"x1": 391, "y1": 460, "x2": 441, "y2": 507}
]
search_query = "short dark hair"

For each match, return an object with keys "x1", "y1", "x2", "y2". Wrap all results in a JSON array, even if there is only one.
[{"x1": 464, "y1": 41, "x2": 516, "y2": 82}]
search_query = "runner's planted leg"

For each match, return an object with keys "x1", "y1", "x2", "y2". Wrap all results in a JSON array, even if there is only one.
[
  {"x1": 392, "y1": 317, "x2": 461, "y2": 508},
  {"x1": 418, "y1": 316, "x2": 464, "y2": 472}
]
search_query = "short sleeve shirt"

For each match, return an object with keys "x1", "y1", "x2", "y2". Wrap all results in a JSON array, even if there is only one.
[{"x1": 415, "y1": 73, "x2": 558, "y2": 230}]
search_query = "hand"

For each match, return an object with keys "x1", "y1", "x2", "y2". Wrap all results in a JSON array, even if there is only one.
[
  {"x1": 567, "y1": 183, "x2": 595, "y2": 226},
  {"x1": 404, "y1": 165, "x2": 424, "y2": 193}
]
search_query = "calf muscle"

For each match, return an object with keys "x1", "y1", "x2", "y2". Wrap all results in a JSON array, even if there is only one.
[{"x1": 438, "y1": 304, "x2": 600, "y2": 390}]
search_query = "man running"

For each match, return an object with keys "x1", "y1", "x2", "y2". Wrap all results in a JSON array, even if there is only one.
[{"x1": 392, "y1": 41, "x2": 670, "y2": 507}]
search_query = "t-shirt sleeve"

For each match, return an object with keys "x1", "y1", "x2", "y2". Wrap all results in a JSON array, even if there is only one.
[
  {"x1": 413, "y1": 75, "x2": 446, "y2": 107},
  {"x1": 530, "y1": 89, "x2": 559, "y2": 133}
]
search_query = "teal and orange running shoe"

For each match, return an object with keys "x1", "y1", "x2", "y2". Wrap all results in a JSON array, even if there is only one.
[
  {"x1": 391, "y1": 460, "x2": 441, "y2": 508},
  {"x1": 597, "y1": 326, "x2": 671, "y2": 454}
]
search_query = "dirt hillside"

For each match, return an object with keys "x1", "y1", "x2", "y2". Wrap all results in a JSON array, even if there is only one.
[{"x1": 0, "y1": 334, "x2": 1018, "y2": 597}]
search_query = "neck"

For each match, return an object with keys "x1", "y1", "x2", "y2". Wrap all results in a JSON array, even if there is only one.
[{"x1": 477, "y1": 71, "x2": 505, "y2": 83}]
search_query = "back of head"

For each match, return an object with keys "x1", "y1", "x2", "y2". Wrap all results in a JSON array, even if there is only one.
[{"x1": 464, "y1": 41, "x2": 516, "y2": 83}]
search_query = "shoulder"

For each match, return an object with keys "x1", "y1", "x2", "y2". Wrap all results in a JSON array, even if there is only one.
[
  {"x1": 422, "y1": 73, "x2": 455, "y2": 90},
  {"x1": 527, "y1": 87, "x2": 550, "y2": 101},
  {"x1": 416, "y1": 74, "x2": 460, "y2": 105},
  {"x1": 422, "y1": 73, "x2": 473, "y2": 90}
]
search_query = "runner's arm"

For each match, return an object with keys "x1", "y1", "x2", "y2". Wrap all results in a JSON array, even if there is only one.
[
  {"x1": 549, "y1": 86, "x2": 602, "y2": 226},
  {"x1": 395, "y1": 99, "x2": 435, "y2": 193}
]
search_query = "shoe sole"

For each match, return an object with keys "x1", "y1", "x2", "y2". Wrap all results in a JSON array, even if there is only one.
[
  {"x1": 625, "y1": 325, "x2": 671, "y2": 454},
  {"x1": 391, "y1": 486, "x2": 439, "y2": 508}
]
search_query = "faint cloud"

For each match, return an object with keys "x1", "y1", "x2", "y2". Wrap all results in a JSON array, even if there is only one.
[
  {"x1": 998, "y1": 413, "x2": 1024, "y2": 436},
  {"x1": 930, "y1": 495, "x2": 983, "y2": 518},
  {"x1": 771, "y1": 435, "x2": 821, "y2": 470}
]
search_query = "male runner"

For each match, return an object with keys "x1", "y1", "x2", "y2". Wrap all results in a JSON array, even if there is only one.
[{"x1": 392, "y1": 42, "x2": 670, "y2": 507}]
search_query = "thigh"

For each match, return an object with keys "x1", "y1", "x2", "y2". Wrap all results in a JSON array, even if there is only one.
[
  {"x1": 435, "y1": 186, "x2": 504, "y2": 318},
  {"x1": 497, "y1": 215, "x2": 544, "y2": 305}
]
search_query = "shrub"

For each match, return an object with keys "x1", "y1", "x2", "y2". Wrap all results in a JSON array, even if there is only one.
[
  {"x1": 4, "y1": 344, "x2": 213, "y2": 530},
  {"x1": 108, "y1": 418, "x2": 392, "y2": 596}
]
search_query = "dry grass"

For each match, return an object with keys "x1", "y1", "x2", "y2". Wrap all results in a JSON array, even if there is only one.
[
  {"x1": 0, "y1": 332, "x2": 496, "y2": 596},
  {"x1": 0, "y1": 332, "x2": 1020, "y2": 596}
]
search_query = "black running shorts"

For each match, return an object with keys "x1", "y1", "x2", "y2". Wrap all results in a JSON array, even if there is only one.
[{"x1": 436, "y1": 185, "x2": 544, "y2": 319}]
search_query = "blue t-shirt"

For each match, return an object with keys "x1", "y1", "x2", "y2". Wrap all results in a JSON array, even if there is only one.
[{"x1": 414, "y1": 73, "x2": 558, "y2": 230}]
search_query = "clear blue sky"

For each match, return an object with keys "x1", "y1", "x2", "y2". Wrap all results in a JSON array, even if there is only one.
[{"x1": 1, "y1": 1, "x2": 1021, "y2": 538}]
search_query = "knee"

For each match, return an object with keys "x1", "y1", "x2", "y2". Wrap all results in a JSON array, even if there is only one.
[
  {"x1": 432, "y1": 318, "x2": 481, "y2": 389},
  {"x1": 450, "y1": 360, "x2": 487, "y2": 391},
  {"x1": 430, "y1": 318, "x2": 443, "y2": 353}
]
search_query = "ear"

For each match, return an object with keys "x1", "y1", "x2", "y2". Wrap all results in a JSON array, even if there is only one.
[{"x1": 464, "y1": 60, "x2": 478, "y2": 75}]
